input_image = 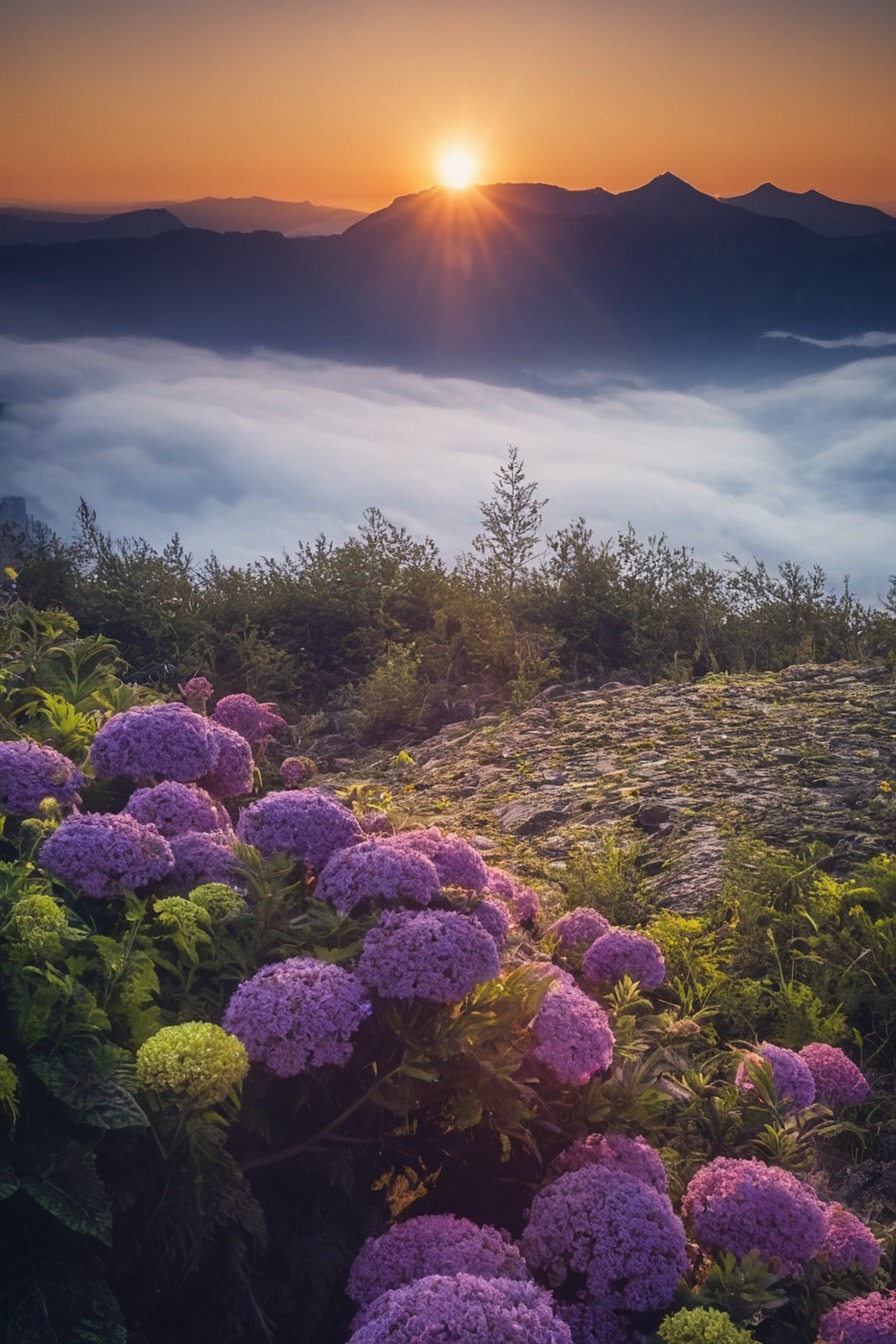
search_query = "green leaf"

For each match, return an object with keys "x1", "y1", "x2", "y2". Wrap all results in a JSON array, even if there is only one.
[
  {"x1": 28, "y1": 1045, "x2": 148, "y2": 1130},
  {"x1": 0, "y1": 1260, "x2": 127, "y2": 1344},
  {"x1": 0, "y1": 1159, "x2": 19, "y2": 1201},
  {"x1": 18, "y1": 1142, "x2": 113, "y2": 1245}
]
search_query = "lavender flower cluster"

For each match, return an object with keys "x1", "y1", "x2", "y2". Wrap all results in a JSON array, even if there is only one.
[
  {"x1": 347, "y1": 1273, "x2": 572, "y2": 1344},
  {"x1": 681, "y1": 1156, "x2": 827, "y2": 1275},
  {"x1": 222, "y1": 957, "x2": 371, "y2": 1077},
  {"x1": 468, "y1": 895, "x2": 511, "y2": 950},
  {"x1": 165, "y1": 830, "x2": 238, "y2": 889},
  {"x1": 357, "y1": 909, "x2": 500, "y2": 1003},
  {"x1": 279, "y1": 755, "x2": 317, "y2": 788},
  {"x1": 197, "y1": 722, "x2": 255, "y2": 798},
  {"x1": 735, "y1": 1042, "x2": 816, "y2": 1114},
  {"x1": 124, "y1": 781, "x2": 222, "y2": 837},
  {"x1": 315, "y1": 839, "x2": 441, "y2": 915},
  {"x1": 817, "y1": 1290, "x2": 896, "y2": 1344},
  {"x1": 799, "y1": 1043, "x2": 871, "y2": 1106},
  {"x1": 40, "y1": 812, "x2": 175, "y2": 899},
  {"x1": 347, "y1": 1214, "x2": 530, "y2": 1308},
  {"x1": 212, "y1": 693, "x2": 286, "y2": 745},
  {"x1": 179, "y1": 675, "x2": 215, "y2": 710},
  {"x1": 235, "y1": 788, "x2": 362, "y2": 871},
  {"x1": 392, "y1": 827, "x2": 488, "y2": 891},
  {"x1": 91, "y1": 702, "x2": 221, "y2": 782},
  {"x1": 581, "y1": 928, "x2": 666, "y2": 989},
  {"x1": 484, "y1": 866, "x2": 542, "y2": 925},
  {"x1": 550, "y1": 1132, "x2": 669, "y2": 1194},
  {"x1": 547, "y1": 907, "x2": 612, "y2": 955},
  {"x1": 528, "y1": 974, "x2": 615, "y2": 1085},
  {"x1": 0, "y1": 739, "x2": 85, "y2": 816},
  {"x1": 819, "y1": 1203, "x2": 883, "y2": 1276}
]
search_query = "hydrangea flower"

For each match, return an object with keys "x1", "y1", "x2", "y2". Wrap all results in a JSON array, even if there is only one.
[
  {"x1": 392, "y1": 827, "x2": 488, "y2": 891},
  {"x1": 315, "y1": 839, "x2": 441, "y2": 915},
  {"x1": 178, "y1": 676, "x2": 214, "y2": 711},
  {"x1": 817, "y1": 1290, "x2": 896, "y2": 1344},
  {"x1": 550, "y1": 1132, "x2": 668, "y2": 1194},
  {"x1": 197, "y1": 722, "x2": 255, "y2": 799},
  {"x1": 657, "y1": 1306, "x2": 756, "y2": 1344},
  {"x1": 528, "y1": 975, "x2": 615, "y2": 1085},
  {"x1": 468, "y1": 896, "x2": 511, "y2": 950},
  {"x1": 357, "y1": 908, "x2": 500, "y2": 1003},
  {"x1": 799, "y1": 1043, "x2": 871, "y2": 1106},
  {"x1": 165, "y1": 830, "x2": 238, "y2": 889},
  {"x1": 3, "y1": 893, "x2": 71, "y2": 960},
  {"x1": 347, "y1": 1214, "x2": 530, "y2": 1308},
  {"x1": 735, "y1": 1042, "x2": 816, "y2": 1113},
  {"x1": 236, "y1": 788, "x2": 362, "y2": 871},
  {"x1": 222, "y1": 957, "x2": 371, "y2": 1077},
  {"x1": 188, "y1": 882, "x2": 245, "y2": 920},
  {"x1": 556, "y1": 1298, "x2": 629, "y2": 1344},
  {"x1": 582, "y1": 929, "x2": 666, "y2": 989},
  {"x1": 124, "y1": 780, "x2": 221, "y2": 837},
  {"x1": 546, "y1": 907, "x2": 612, "y2": 955},
  {"x1": 359, "y1": 810, "x2": 394, "y2": 836},
  {"x1": 280, "y1": 755, "x2": 317, "y2": 788},
  {"x1": 91, "y1": 702, "x2": 220, "y2": 783},
  {"x1": 681, "y1": 1157, "x2": 826, "y2": 1275},
  {"x1": 40, "y1": 812, "x2": 175, "y2": 899},
  {"x1": 348, "y1": 1273, "x2": 572, "y2": 1344},
  {"x1": 519, "y1": 1164, "x2": 687, "y2": 1312},
  {"x1": 212, "y1": 693, "x2": 287, "y2": 744},
  {"x1": 0, "y1": 739, "x2": 85, "y2": 816},
  {"x1": 484, "y1": 866, "x2": 542, "y2": 925},
  {"x1": 135, "y1": 1021, "x2": 248, "y2": 1108},
  {"x1": 818, "y1": 1203, "x2": 882, "y2": 1276}
]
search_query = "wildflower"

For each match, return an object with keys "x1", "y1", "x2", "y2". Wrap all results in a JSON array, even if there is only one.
[
  {"x1": 165, "y1": 830, "x2": 237, "y2": 890},
  {"x1": 582, "y1": 928, "x2": 666, "y2": 989},
  {"x1": 136, "y1": 1021, "x2": 248, "y2": 1108},
  {"x1": 222, "y1": 957, "x2": 371, "y2": 1077},
  {"x1": 0, "y1": 739, "x2": 85, "y2": 816},
  {"x1": 197, "y1": 722, "x2": 255, "y2": 799},
  {"x1": 798, "y1": 1043, "x2": 871, "y2": 1107},
  {"x1": 528, "y1": 974, "x2": 615, "y2": 1085},
  {"x1": 212, "y1": 693, "x2": 287, "y2": 745},
  {"x1": 357, "y1": 908, "x2": 500, "y2": 1003},
  {"x1": 657, "y1": 1306, "x2": 756, "y2": 1344},
  {"x1": 40, "y1": 812, "x2": 174, "y2": 899},
  {"x1": 348, "y1": 1273, "x2": 572, "y2": 1344},
  {"x1": 550, "y1": 1132, "x2": 668, "y2": 1194},
  {"x1": 392, "y1": 827, "x2": 488, "y2": 891},
  {"x1": 3, "y1": 892, "x2": 71, "y2": 960},
  {"x1": 315, "y1": 838, "x2": 441, "y2": 915},
  {"x1": 124, "y1": 780, "x2": 222, "y2": 837},
  {"x1": 484, "y1": 866, "x2": 542, "y2": 925},
  {"x1": 188, "y1": 882, "x2": 245, "y2": 920},
  {"x1": 91, "y1": 702, "x2": 220, "y2": 783},
  {"x1": 547, "y1": 907, "x2": 612, "y2": 955},
  {"x1": 817, "y1": 1290, "x2": 896, "y2": 1343},
  {"x1": 235, "y1": 787, "x2": 362, "y2": 872},
  {"x1": 735, "y1": 1042, "x2": 816, "y2": 1114},
  {"x1": 681, "y1": 1156, "x2": 826, "y2": 1275},
  {"x1": 519, "y1": 1164, "x2": 687, "y2": 1312},
  {"x1": 280, "y1": 755, "x2": 317, "y2": 788},
  {"x1": 347, "y1": 1214, "x2": 530, "y2": 1308},
  {"x1": 818, "y1": 1203, "x2": 882, "y2": 1276}
]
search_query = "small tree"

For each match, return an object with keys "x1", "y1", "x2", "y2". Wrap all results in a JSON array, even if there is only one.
[{"x1": 468, "y1": 446, "x2": 547, "y2": 596}]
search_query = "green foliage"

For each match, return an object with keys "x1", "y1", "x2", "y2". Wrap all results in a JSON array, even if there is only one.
[
  {"x1": 559, "y1": 827, "x2": 652, "y2": 926},
  {"x1": 659, "y1": 1305, "x2": 757, "y2": 1344}
]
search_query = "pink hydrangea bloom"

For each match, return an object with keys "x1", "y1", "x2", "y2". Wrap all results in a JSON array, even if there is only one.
[
  {"x1": 91, "y1": 702, "x2": 220, "y2": 783},
  {"x1": 222, "y1": 957, "x2": 371, "y2": 1077},
  {"x1": 392, "y1": 827, "x2": 488, "y2": 891},
  {"x1": 179, "y1": 676, "x2": 214, "y2": 710},
  {"x1": 735, "y1": 1042, "x2": 816, "y2": 1114},
  {"x1": 236, "y1": 788, "x2": 362, "y2": 871},
  {"x1": 551, "y1": 1132, "x2": 668, "y2": 1194},
  {"x1": 484, "y1": 866, "x2": 542, "y2": 925},
  {"x1": 197, "y1": 722, "x2": 255, "y2": 799},
  {"x1": 40, "y1": 812, "x2": 174, "y2": 899},
  {"x1": 818, "y1": 1290, "x2": 896, "y2": 1344},
  {"x1": 681, "y1": 1157, "x2": 826, "y2": 1275},
  {"x1": 0, "y1": 739, "x2": 85, "y2": 815},
  {"x1": 582, "y1": 928, "x2": 666, "y2": 989},
  {"x1": 212, "y1": 693, "x2": 287, "y2": 744},
  {"x1": 124, "y1": 781, "x2": 221, "y2": 837},
  {"x1": 818, "y1": 1203, "x2": 882, "y2": 1276},
  {"x1": 528, "y1": 975, "x2": 615, "y2": 1085},
  {"x1": 547, "y1": 907, "x2": 612, "y2": 954},
  {"x1": 799, "y1": 1044, "x2": 871, "y2": 1107},
  {"x1": 315, "y1": 839, "x2": 441, "y2": 915},
  {"x1": 519, "y1": 1164, "x2": 687, "y2": 1312},
  {"x1": 357, "y1": 908, "x2": 500, "y2": 1003},
  {"x1": 347, "y1": 1214, "x2": 530, "y2": 1308},
  {"x1": 348, "y1": 1274, "x2": 572, "y2": 1344}
]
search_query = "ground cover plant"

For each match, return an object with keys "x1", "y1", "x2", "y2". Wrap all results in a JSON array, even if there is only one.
[{"x1": 0, "y1": 600, "x2": 894, "y2": 1342}]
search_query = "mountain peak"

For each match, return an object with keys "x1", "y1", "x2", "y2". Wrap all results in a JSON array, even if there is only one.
[{"x1": 721, "y1": 183, "x2": 896, "y2": 236}]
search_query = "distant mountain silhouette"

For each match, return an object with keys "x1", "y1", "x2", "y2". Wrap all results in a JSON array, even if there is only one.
[
  {"x1": 2, "y1": 175, "x2": 895, "y2": 383},
  {"x1": 0, "y1": 208, "x2": 184, "y2": 247},
  {"x1": 721, "y1": 183, "x2": 896, "y2": 237},
  {"x1": 157, "y1": 196, "x2": 366, "y2": 236}
]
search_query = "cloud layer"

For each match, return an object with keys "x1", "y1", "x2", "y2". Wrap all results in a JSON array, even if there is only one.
[{"x1": 1, "y1": 335, "x2": 893, "y2": 603}]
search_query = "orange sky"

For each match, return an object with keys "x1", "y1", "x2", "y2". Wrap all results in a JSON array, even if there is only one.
[{"x1": 4, "y1": 0, "x2": 896, "y2": 213}]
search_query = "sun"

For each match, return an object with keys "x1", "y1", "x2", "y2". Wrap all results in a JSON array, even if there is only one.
[{"x1": 438, "y1": 148, "x2": 477, "y2": 190}]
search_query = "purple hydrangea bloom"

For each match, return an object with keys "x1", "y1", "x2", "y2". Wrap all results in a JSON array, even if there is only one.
[
  {"x1": 179, "y1": 676, "x2": 214, "y2": 710},
  {"x1": 279, "y1": 756, "x2": 317, "y2": 788},
  {"x1": 550, "y1": 1132, "x2": 668, "y2": 1194},
  {"x1": 519, "y1": 1165, "x2": 687, "y2": 1312},
  {"x1": 681, "y1": 1157, "x2": 827, "y2": 1276},
  {"x1": 735, "y1": 1042, "x2": 816, "y2": 1114},
  {"x1": 91, "y1": 702, "x2": 220, "y2": 783},
  {"x1": 547, "y1": 907, "x2": 612, "y2": 954},
  {"x1": 212, "y1": 693, "x2": 287, "y2": 744},
  {"x1": 315, "y1": 839, "x2": 441, "y2": 915},
  {"x1": 799, "y1": 1044, "x2": 871, "y2": 1107},
  {"x1": 528, "y1": 976, "x2": 615, "y2": 1085},
  {"x1": 40, "y1": 812, "x2": 174, "y2": 899},
  {"x1": 235, "y1": 788, "x2": 362, "y2": 871},
  {"x1": 165, "y1": 830, "x2": 238, "y2": 889},
  {"x1": 818, "y1": 1291, "x2": 896, "y2": 1344},
  {"x1": 392, "y1": 827, "x2": 488, "y2": 891},
  {"x1": 197, "y1": 722, "x2": 255, "y2": 799},
  {"x1": 348, "y1": 1273, "x2": 572, "y2": 1344},
  {"x1": 222, "y1": 957, "x2": 371, "y2": 1077},
  {"x1": 818, "y1": 1203, "x2": 882, "y2": 1276},
  {"x1": 0, "y1": 739, "x2": 86, "y2": 815},
  {"x1": 581, "y1": 929, "x2": 666, "y2": 989},
  {"x1": 484, "y1": 866, "x2": 542, "y2": 925},
  {"x1": 124, "y1": 781, "x2": 221, "y2": 837},
  {"x1": 468, "y1": 896, "x2": 511, "y2": 950},
  {"x1": 357, "y1": 908, "x2": 500, "y2": 1003},
  {"x1": 556, "y1": 1298, "x2": 629, "y2": 1344},
  {"x1": 347, "y1": 1214, "x2": 530, "y2": 1308},
  {"x1": 359, "y1": 810, "x2": 394, "y2": 836}
]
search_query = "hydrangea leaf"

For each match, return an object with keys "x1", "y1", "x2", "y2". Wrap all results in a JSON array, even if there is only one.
[
  {"x1": 18, "y1": 1140, "x2": 114, "y2": 1245},
  {"x1": 28, "y1": 1045, "x2": 148, "y2": 1130}
]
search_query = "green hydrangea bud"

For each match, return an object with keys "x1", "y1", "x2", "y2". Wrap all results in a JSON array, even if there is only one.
[
  {"x1": 659, "y1": 1307, "x2": 756, "y2": 1344},
  {"x1": 3, "y1": 893, "x2": 70, "y2": 959},
  {"x1": 136, "y1": 1021, "x2": 248, "y2": 1108},
  {"x1": 188, "y1": 883, "x2": 245, "y2": 920},
  {"x1": 153, "y1": 896, "x2": 210, "y2": 945}
]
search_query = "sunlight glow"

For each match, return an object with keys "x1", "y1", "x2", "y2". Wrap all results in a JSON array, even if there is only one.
[{"x1": 438, "y1": 148, "x2": 477, "y2": 190}]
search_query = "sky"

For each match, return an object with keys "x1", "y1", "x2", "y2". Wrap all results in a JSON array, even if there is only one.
[
  {"x1": 2, "y1": 334, "x2": 894, "y2": 606},
  {"x1": 3, "y1": 0, "x2": 896, "y2": 212}
]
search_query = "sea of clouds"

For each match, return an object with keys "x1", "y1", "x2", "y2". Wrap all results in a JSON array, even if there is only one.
[{"x1": 1, "y1": 334, "x2": 894, "y2": 603}]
